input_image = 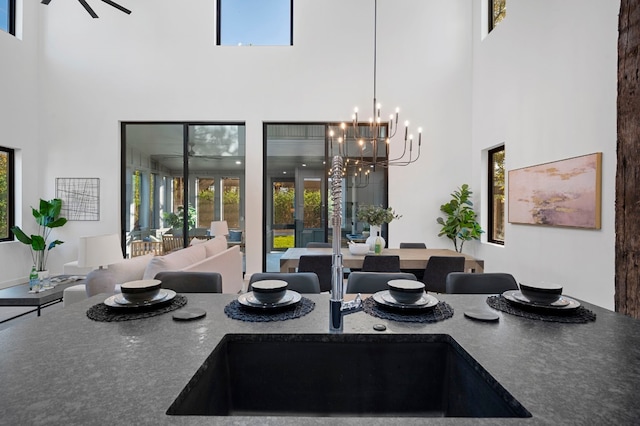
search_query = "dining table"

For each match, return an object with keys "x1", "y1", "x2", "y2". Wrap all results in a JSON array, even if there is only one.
[{"x1": 279, "y1": 247, "x2": 484, "y2": 273}]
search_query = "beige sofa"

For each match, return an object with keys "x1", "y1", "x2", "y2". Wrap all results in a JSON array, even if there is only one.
[{"x1": 63, "y1": 236, "x2": 243, "y2": 306}]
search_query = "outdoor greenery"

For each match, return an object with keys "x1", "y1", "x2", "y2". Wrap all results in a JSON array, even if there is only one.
[
  {"x1": 436, "y1": 184, "x2": 483, "y2": 253},
  {"x1": 11, "y1": 198, "x2": 68, "y2": 271},
  {"x1": 357, "y1": 205, "x2": 401, "y2": 227},
  {"x1": 272, "y1": 186, "x2": 322, "y2": 228},
  {"x1": 273, "y1": 235, "x2": 294, "y2": 249},
  {"x1": 163, "y1": 204, "x2": 196, "y2": 230}
]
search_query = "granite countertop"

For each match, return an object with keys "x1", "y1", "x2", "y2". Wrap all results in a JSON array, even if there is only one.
[{"x1": 1, "y1": 292, "x2": 639, "y2": 425}]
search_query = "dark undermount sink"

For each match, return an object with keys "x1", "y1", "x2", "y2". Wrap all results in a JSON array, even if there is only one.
[{"x1": 167, "y1": 333, "x2": 531, "y2": 418}]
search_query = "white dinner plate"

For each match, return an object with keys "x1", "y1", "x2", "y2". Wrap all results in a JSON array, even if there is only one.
[
  {"x1": 238, "y1": 290, "x2": 302, "y2": 310},
  {"x1": 373, "y1": 290, "x2": 438, "y2": 311},
  {"x1": 104, "y1": 289, "x2": 176, "y2": 309}
]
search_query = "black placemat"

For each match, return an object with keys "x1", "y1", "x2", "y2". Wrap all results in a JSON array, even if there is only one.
[
  {"x1": 487, "y1": 295, "x2": 596, "y2": 323},
  {"x1": 362, "y1": 296, "x2": 454, "y2": 323},
  {"x1": 224, "y1": 297, "x2": 315, "y2": 322},
  {"x1": 87, "y1": 294, "x2": 188, "y2": 322}
]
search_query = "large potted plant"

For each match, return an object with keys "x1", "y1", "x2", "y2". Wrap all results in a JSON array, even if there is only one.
[
  {"x1": 162, "y1": 204, "x2": 196, "y2": 236},
  {"x1": 357, "y1": 205, "x2": 401, "y2": 249},
  {"x1": 436, "y1": 184, "x2": 483, "y2": 253},
  {"x1": 11, "y1": 198, "x2": 67, "y2": 277}
]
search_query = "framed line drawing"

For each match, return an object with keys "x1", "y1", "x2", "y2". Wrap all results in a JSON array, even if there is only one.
[
  {"x1": 508, "y1": 152, "x2": 602, "y2": 229},
  {"x1": 56, "y1": 178, "x2": 100, "y2": 221}
]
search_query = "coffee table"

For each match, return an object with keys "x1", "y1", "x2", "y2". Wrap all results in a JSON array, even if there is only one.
[{"x1": 0, "y1": 277, "x2": 86, "y2": 324}]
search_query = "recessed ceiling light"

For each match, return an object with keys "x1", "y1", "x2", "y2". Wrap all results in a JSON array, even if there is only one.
[
  {"x1": 283, "y1": 171, "x2": 287, "y2": 174},
  {"x1": 302, "y1": 163, "x2": 307, "y2": 167},
  {"x1": 235, "y1": 161, "x2": 242, "y2": 165}
]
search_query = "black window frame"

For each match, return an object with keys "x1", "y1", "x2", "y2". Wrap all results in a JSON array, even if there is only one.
[
  {"x1": 0, "y1": 146, "x2": 15, "y2": 242},
  {"x1": 216, "y1": 0, "x2": 294, "y2": 46},
  {"x1": 488, "y1": 0, "x2": 505, "y2": 33},
  {"x1": 487, "y1": 145, "x2": 505, "y2": 245},
  {"x1": 1, "y1": 0, "x2": 16, "y2": 36}
]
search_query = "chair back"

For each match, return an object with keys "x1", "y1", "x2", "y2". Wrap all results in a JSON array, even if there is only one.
[
  {"x1": 249, "y1": 272, "x2": 321, "y2": 294},
  {"x1": 422, "y1": 256, "x2": 465, "y2": 293},
  {"x1": 154, "y1": 271, "x2": 222, "y2": 293},
  {"x1": 162, "y1": 235, "x2": 184, "y2": 253},
  {"x1": 446, "y1": 272, "x2": 518, "y2": 294},
  {"x1": 130, "y1": 240, "x2": 163, "y2": 257},
  {"x1": 297, "y1": 255, "x2": 333, "y2": 292},
  {"x1": 306, "y1": 242, "x2": 332, "y2": 248},
  {"x1": 346, "y1": 272, "x2": 417, "y2": 294},
  {"x1": 399, "y1": 242, "x2": 427, "y2": 249},
  {"x1": 361, "y1": 255, "x2": 401, "y2": 272}
]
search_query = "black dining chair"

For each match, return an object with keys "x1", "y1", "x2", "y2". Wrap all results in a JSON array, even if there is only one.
[
  {"x1": 445, "y1": 272, "x2": 518, "y2": 294},
  {"x1": 249, "y1": 272, "x2": 321, "y2": 294},
  {"x1": 345, "y1": 272, "x2": 417, "y2": 294},
  {"x1": 399, "y1": 242, "x2": 427, "y2": 280},
  {"x1": 422, "y1": 256, "x2": 465, "y2": 293},
  {"x1": 399, "y1": 242, "x2": 427, "y2": 249},
  {"x1": 361, "y1": 255, "x2": 401, "y2": 272},
  {"x1": 297, "y1": 255, "x2": 333, "y2": 292},
  {"x1": 154, "y1": 271, "x2": 222, "y2": 293}
]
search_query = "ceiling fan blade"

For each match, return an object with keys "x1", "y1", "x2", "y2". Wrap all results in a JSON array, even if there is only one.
[
  {"x1": 100, "y1": 0, "x2": 131, "y2": 15},
  {"x1": 78, "y1": 0, "x2": 98, "y2": 18},
  {"x1": 41, "y1": 0, "x2": 52, "y2": 5}
]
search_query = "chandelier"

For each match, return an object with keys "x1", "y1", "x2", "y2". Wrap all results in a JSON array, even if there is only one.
[
  {"x1": 41, "y1": 0, "x2": 131, "y2": 18},
  {"x1": 329, "y1": 0, "x2": 422, "y2": 173}
]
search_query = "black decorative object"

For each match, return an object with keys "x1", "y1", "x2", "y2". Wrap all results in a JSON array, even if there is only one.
[
  {"x1": 87, "y1": 294, "x2": 187, "y2": 322},
  {"x1": 362, "y1": 296, "x2": 454, "y2": 323},
  {"x1": 487, "y1": 295, "x2": 596, "y2": 323},
  {"x1": 41, "y1": 0, "x2": 131, "y2": 18},
  {"x1": 224, "y1": 297, "x2": 315, "y2": 322}
]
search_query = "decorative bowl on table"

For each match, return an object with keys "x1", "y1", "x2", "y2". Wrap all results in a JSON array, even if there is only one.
[
  {"x1": 251, "y1": 280, "x2": 288, "y2": 304},
  {"x1": 349, "y1": 243, "x2": 370, "y2": 255},
  {"x1": 120, "y1": 279, "x2": 162, "y2": 303},
  {"x1": 519, "y1": 282, "x2": 563, "y2": 305},
  {"x1": 387, "y1": 279, "x2": 426, "y2": 304}
]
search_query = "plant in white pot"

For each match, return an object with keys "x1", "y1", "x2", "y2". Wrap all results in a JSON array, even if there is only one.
[
  {"x1": 11, "y1": 198, "x2": 67, "y2": 283},
  {"x1": 436, "y1": 184, "x2": 483, "y2": 253},
  {"x1": 357, "y1": 205, "x2": 401, "y2": 250}
]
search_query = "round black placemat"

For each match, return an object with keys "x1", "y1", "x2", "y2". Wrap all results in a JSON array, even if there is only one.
[
  {"x1": 87, "y1": 294, "x2": 188, "y2": 322},
  {"x1": 224, "y1": 297, "x2": 315, "y2": 322},
  {"x1": 486, "y1": 295, "x2": 596, "y2": 323},
  {"x1": 362, "y1": 297, "x2": 454, "y2": 323}
]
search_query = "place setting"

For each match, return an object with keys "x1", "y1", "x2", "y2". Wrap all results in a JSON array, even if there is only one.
[
  {"x1": 362, "y1": 279, "x2": 454, "y2": 323},
  {"x1": 486, "y1": 282, "x2": 596, "y2": 323},
  {"x1": 224, "y1": 280, "x2": 315, "y2": 322},
  {"x1": 86, "y1": 279, "x2": 187, "y2": 322}
]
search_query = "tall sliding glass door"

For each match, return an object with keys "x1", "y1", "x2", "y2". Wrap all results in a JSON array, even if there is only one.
[
  {"x1": 122, "y1": 122, "x2": 245, "y2": 258},
  {"x1": 263, "y1": 123, "x2": 388, "y2": 272}
]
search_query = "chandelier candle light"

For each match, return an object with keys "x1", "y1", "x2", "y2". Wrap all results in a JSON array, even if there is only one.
[{"x1": 328, "y1": 0, "x2": 422, "y2": 174}]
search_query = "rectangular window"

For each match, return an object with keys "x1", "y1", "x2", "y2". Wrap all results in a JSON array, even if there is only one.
[
  {"x1": 488, "y1": 0, "x2": 506, "y2": 33},
  {"x1": 0, "y1": 0, "x2": 15, "y2": 35},
  {"x1": 217, "y1": 0, "x2": 293, "y2": 46},
  {"x1": 488, "y1": 145, "x2": 505, "y2": 244},
  {"x1": 0, "y1": 146, "x2": 15, "y2": 242}
]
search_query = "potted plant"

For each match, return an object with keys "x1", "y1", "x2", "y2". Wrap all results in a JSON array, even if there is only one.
[
  {"x1": 436, "y1": 184, "x2": 483, "y2": 253},
  {"x1": 162, "y1": 204, "x2": 196, "y2": 236},
  {"x1": 357, "y1": 205, "x2": 401, "y2": 249},
  {"x1": 11, "y1": 198, "x2": 67, "y2": 278}
]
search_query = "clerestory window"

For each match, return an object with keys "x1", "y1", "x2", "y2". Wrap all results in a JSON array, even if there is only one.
[
  {"x1": 217, "y1": 0, "x2": 293, "y2": 46},
  {"x1": 488, "y1": 0, "x2": 506, "y2": 33}
]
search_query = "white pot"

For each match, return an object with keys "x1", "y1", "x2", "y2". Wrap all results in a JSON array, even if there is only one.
[{"x1": 365, "y1": 225, "x2": 385, "y2": 251}]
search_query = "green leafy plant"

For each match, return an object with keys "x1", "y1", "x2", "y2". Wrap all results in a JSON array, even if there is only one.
[
  {"x1": 436, "y1": 184, "x2": 483, "y2": 253},
  {"x1": 162, "y1": 204, "x2": 196, "y2": 230},
  {"x1": 11, "y1": 198, "x2": 67, "y2": 271},
  {"x1": 357, "y1": 205, "x2": 401, "y2": 227}
]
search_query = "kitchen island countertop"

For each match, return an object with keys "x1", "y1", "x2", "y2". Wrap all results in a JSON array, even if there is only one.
[{"x1": 1, "y1": 292, "x2": 639, "y2": 425}]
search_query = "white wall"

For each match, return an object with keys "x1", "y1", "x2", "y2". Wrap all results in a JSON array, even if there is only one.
[
  {"x1": 471, "y1": 0, "x2": 619, "y2": 309},
  {"x1": 11, "y1": 0, "x2": 471, "y2": 282},
  {"x1": 0, "y1": 0, "x2": 40, "y2": 288}
]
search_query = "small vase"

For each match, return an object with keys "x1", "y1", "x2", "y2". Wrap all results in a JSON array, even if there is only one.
[
  {"x1": 365, "y1": 225, "x2": 385, "y2": 252},
  {"x1": 38, "y1": 270, "x2": 51, "y2": 290}
]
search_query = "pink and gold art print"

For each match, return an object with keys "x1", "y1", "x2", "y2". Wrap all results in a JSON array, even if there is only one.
[{"x1": 508, "y1": 153, "x2": 602, "y2": 229}]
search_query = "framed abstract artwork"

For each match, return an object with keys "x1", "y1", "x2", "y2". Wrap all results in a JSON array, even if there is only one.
[
  {"x1": 55, "y1": 178, "x2": 100, "y2": 221},
  {"x1": 508, "y1": 153, "x2": 602, "y2": 229}
]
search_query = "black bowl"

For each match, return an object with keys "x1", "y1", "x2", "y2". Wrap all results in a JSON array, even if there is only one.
[
  {"x1": 519, "y1": 283, "x2": 563, "y2": 304},
  {"x1": 251, "y1": 280, "x2": 288, "y2": 304},
  {"x1": 120, "y1": 279, "x2": 162, "y2": 302},
  {"x1": 388, "y1": 279, "x2": 425, "y2": 304}
]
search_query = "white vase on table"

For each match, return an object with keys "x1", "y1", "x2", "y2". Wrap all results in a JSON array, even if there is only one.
[{"x1": 365, "y1": 225, "x2": 385, "y2": 252}]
